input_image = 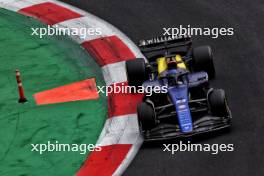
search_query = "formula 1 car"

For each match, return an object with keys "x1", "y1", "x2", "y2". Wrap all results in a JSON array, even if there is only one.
[{"x1": 125, "y1": 35, "x2": 231, "y2": 141}]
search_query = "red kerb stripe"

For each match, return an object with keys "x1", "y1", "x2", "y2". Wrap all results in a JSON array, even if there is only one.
[
  {"x1": 107, "y1": 82, "x2": 144, "y2": 117},
  {"x1": 19, "y1": 2, "x2": 82, "y2": 25},
  {"x1": 82, "y1": 36, "x2": 135, "y2": 66},
  {"x1": 77, "y1": 144, "x2": 132, "y2": 176}
]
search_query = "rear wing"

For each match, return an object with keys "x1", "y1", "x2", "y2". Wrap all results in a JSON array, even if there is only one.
[{"x1": 138, "y1": 35, "x2": 192, "y2": 60}]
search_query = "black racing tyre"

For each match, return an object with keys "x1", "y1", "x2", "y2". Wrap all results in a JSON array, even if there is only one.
[
  {"x1": 193, "y1": 46, "x2": 215, "y2": 79},
  {"x1": 126, "y1": 58, "x2": 146, "y2": 86},
  {"x1": 209, "y1": 89, "x2": 228, "y2": 116},
  {"x1": 137, "y1": 102, "x2": 156, "y2": 130}
]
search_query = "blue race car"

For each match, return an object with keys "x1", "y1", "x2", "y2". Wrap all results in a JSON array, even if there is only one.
[{"x1": 125, "y1": 36, "x2": 231, "y2": 141}]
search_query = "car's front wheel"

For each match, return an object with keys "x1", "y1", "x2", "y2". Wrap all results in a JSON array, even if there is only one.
[{"x1": 126, "y1": 58, "x2": 147, "y2": 87}]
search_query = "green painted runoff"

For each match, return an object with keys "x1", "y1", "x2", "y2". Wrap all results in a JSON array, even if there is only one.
[{"x1": 0, "y1": 8, "x2": 107, "y2": 176}]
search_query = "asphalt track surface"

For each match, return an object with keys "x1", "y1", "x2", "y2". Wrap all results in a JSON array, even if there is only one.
[{"x1": 60, "y1": 1, "x2": 264, "y2": 175}]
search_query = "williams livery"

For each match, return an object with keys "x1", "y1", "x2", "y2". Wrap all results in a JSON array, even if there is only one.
[{"x1": 126, "y1": 36, "x2": 232, "y2": 141}]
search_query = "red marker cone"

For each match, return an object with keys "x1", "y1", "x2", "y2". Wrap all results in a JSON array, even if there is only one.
[{"x1": 15, "y1": 69, "x2": 27, "y2": 103}]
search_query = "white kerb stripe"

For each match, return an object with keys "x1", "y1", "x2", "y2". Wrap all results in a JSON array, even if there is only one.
[
  {"x1": 96, "y1": 114, "x2": 141, "y2": 146},
  {"x1": 101, "y1": 61, "x2": 127, "y2": 86},
  {"x1": 54, "y1": 16, "x2": 117, "y2": 44},
  {"x1": 0, "y1": 0, "x2": 49, "y2": 11}
]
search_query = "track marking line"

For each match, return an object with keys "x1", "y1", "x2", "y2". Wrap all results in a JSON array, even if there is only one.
[{"x1": 34, "y1": 78, "x2": 99, "y2": 105}]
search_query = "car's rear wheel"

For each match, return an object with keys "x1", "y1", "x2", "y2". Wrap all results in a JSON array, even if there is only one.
[
  {"x1": 126, "y1": 58, "x2": 147, "y2": 86},
  {"x1": 137, "y1": 102, "x2": 156, "y2": 130},
  {"x1": 208, "y1": 89, "x2": 228, "y2": 116},
  {"x1": 193, "y1": 46, "x2": 215, "y2": 79}
]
